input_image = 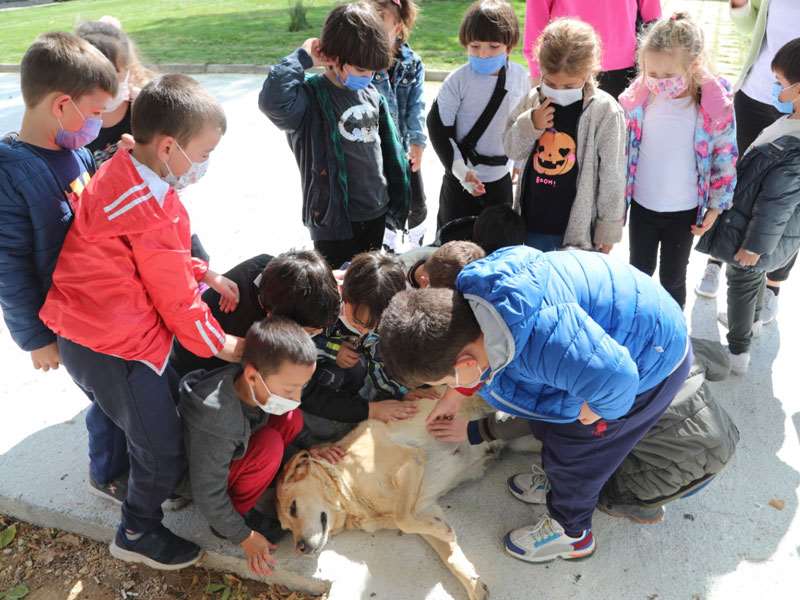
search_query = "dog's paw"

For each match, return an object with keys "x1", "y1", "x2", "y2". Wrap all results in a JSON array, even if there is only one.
[{"x1": 468, "y1": 579, "x2": 489, "y2": 600}]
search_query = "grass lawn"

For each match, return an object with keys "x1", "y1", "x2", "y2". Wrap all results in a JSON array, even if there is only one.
[{"x1": 0, "y1": 0, "x2": 744, "y2": 74}]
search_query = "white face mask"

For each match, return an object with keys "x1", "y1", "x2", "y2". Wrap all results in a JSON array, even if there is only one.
[
  {"x1": 105, "y1": 71, "x2": 130, "y2": 112},
  {"x1": 163, "y1": 141, "x2": 209, "y2": 190},
  {"x1": 450, "y1": 361, "x2": 484, "y2": 389},
  {"x1": 251, "y1": 372, "x2": 301, "y2": 415},
  {"x1": 541, "y1": 82, "x2": 583, "y2": 107}
]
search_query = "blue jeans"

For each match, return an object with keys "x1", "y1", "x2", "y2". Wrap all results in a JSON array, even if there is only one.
[{"x1": 526, "y1": 232, "x2": 563, "y2": 252}]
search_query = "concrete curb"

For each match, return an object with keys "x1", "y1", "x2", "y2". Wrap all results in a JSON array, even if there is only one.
[{"x1": 0, "y1": 63, "x2": 450, "y2": 80}]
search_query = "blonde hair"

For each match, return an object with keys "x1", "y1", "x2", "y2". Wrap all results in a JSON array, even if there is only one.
[
  {"x1": 536, "y1": 18, "x2": 601, "y2": 80},
  {"x1": 638, "y1": 12, "x2": 709, "y2": 101}
]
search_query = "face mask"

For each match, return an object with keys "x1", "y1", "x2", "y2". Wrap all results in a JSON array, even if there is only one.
[
  {"x1": 450, "y1": 361, "x2": 484, "y2": 390},
  {"x1": 339, "y1": 312, "x2": 364, "y2": 336},
  {"x1": 251, "y1": 372, "x2": 301, "y2": 416},
  {"x1": 105, "y1": 71, "x2": 130, "y2": 112},
  {"x1": 337, "y1": 68, "x2": 373, "y2": 91},
  {"x1": 644, "y1": 74, "x2": 688, "y2": 99},
  {"x1": 468, "y1": 53, "x2": 507, "y2": 76},
  {"x1": 163, "y1": 141, "x2": 209, "y2": 190},
  {"x1": 772, "y1": 81, "x2": 798, "y2": 114},
  {"x1": 55, "y1": 98, "x2": 102, "y2": 150},
  {"x1": 540, "y1": 82, "x2": 583, "y2": 107}
]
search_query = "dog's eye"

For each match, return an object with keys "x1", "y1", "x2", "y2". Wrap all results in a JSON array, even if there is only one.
[{"x1": 290, "y1": 500, "x2": 297, "y2": 518}]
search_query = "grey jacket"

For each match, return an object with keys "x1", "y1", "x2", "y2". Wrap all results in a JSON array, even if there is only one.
[
  {"x1": 178, "y1": 365, "x2": 268, "y2": 544},
  {"x1": 502, "y1": 82, "x2": 627, "y2": 249}
]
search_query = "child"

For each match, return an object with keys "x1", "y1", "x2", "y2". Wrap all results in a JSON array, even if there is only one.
[
  {"x1": 424, "y1": 241, "x2": 486, "y2": 288},
  {"x1": 427, "y1": 0, "x2": 529, "y2": 229},
  {"x1": 697, "y1": 37, "x2": 800, "y2": 375},
  {"x1": 620, "y1": 12, "x2": 737, "y2": 309},
  {"x1": 0, "y1": 33, "x2": 116, "y2": 372},
  {"x1": 378, "y1": 246, "x2": 690, "y2": 564},
  {"x1": 77, "y1": 18, "x2": 154, "y2": 166},
  {"x1": 472, "y1": 204, "x2": 526, "y2": 254},
  {"x1": 39, "y1": 74, "x2": 242, "y2": 570},
  {"x1": 259, "y1": 3, "x2": 410, "y2": 269},
  {"x1": 368, "y1": 0, "x2": 428, "y2": 248},
  {"x1": 171, "y1": 249, "x2": 341, "y2": 376},
  {"x1": 503, "y1": 18, "x2": 626, "y2": 253},
  {"x1": 179, "y1": 317, "x2": 341, "y2": 576}
]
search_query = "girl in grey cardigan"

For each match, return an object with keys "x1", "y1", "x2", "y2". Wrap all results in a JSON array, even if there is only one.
[{"x1": 503, "y1": 19, "x2": 626, "y2": 252}]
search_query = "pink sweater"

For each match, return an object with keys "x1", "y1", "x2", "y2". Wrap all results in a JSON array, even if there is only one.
[{"x1": 524, "y1": 0, "x2": 662, "y2": 79}]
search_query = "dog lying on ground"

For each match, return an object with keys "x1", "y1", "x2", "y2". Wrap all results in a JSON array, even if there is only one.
[{"x1": 276, "y1": 396, "x2": 496, "y2": 600}]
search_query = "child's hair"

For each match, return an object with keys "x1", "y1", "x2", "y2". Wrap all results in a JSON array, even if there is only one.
[
  {"x1": 535, "y1": 18, "x2": 601, "y2": 79},
  {"x1": 378, "y1": 288, "x2": 481, "y2": 387},
  {"x1": 473, "y1": 205, "x2": 526, "y2": 254},
  {"x1": 131, "y1": 74, "x2": 226, "y2": 145},
  {"x1": 20, "y1": 32, "x2": 118, "y2": 108},
  {"x1": 638, "y1": 12, "x2": 708, "y2": 99},
  {"x1": 242, "y1": 317, "x2": 317, "y2": 376},
  {"x1": 772, "y1": 37, "x2": 800, "y2": 84},
  {"x1": 76, "y1": 18, "x2": 154, "y2": 88},
  {"x1": 368, "y1": 0, "x2": 418, "y2": 43},
  {"x1": 424, "y1": 241, "x2": 486, "y2": 289},
  {"x1": 259, "y1": 250, "x2": 340, "y2": 330},
  {"x1": 459, "y1": 0, "x2": 520, "y2": 50},
  {"x1": 320, "y1": 2, "x2": 392, "y2": 71},
  {"x1": 342, "y1": 251, "x2": 407, "y2": 329}
]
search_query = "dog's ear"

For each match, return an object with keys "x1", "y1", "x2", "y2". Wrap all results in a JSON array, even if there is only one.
[{"x1": 280, "y1": 450, "x2": 312, "y2": 485}]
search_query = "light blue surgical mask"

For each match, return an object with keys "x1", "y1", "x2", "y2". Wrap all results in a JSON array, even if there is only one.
[
  {"x1": 468, "y1": 53, "x2": 507, "y2": 76},
  {"x1": 338, "y1": 69, "x2": 373, "y2": 91},
  {"x1": 772, "y1": 81, "x2": 798, "y2": 114}
]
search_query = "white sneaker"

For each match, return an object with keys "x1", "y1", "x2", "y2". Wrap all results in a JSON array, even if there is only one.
[
  {"x1": 504, "y1": 515, "x2": 595, "y2": 563},
  {"x1": 695, "y1": 263, "x2": 722, "y2": 298},
  {"x1": 728, "y1": 349, "x2": 751, "y2": 376},
  {"x1": 760, "y1": 288, "x2": 779, "y2": 324},
  {"x1": 718, "y1": 312, "x2": 762, "y2": 338},
  {"x1": 507, "y1": 464, "x2": 550, "y2": 504},
  {"x1": 408, "y1": 223, "x2": 426, "y2": 247}
]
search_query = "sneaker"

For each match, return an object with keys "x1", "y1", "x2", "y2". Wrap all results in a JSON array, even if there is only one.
[
  {"x1": 718, "y1": 312, "x2": 762, "y2": 338},
  {"x1": 728, "y1": 349, "x2": 751, "y2": 376},
  {"x1": 110, "y1": 525, "x2": 203, "y2": 570},
  {"x1": 695, "y1": 263, "x2": 722, "y2": 298},
  {"x1": 760, "y1": 288, "x2": 779, "y2": 324},
  {"x1": 408, "y1": 223, "x2": 426, "y2": 247},
  {"x1": 507, "y1": 464, "x2": 550, "y2": 504},
  {"x1": 597, "y1": 501, "x2": 665, "y2": 524},
  {"x1": 504, "y1": 515, "x2": 595, "y2": 563},
  {"x1": 88, "y1": 476, "x2": 128, "y2": 506}
]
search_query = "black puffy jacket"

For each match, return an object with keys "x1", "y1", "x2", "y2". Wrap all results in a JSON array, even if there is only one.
[{"x1": 696, "y1": 135, "x2": 800, "y2": 272}]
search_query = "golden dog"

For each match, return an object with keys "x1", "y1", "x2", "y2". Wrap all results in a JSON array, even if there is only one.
[{"x1": 276, "y1": 397, "x2": 497, "y2": 600}]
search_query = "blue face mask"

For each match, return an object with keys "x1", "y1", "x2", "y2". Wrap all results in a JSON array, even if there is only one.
[
  {"x1": 772, "y1": 81, "x2": 797, "y2": 114},
  {"x1": 55, "y1": 98, "x2": 102, "y2": 150},
  {"x1": 338, "y1": 69, "x2": 373, "y2": 91},
  {"x1": 468, "y1": 53, "x2": 507, "y2": 75}
]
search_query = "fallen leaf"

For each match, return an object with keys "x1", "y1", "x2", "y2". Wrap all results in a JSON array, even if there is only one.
[
  {"x1": 205, "y1": 583, "x2": 227, "y2": 593},
  {"x1": 0, "y1": 525, "x2": 17, "y2": 549},
  {"x1": 768, "y1": 499, "x2": 785, "y2": 511},
  {"x1": 4, "y1": 584, "x2": 30, "y2": 600},
  {"x1": 56, "y1": 534, "x2": 81, "y2": 547}
]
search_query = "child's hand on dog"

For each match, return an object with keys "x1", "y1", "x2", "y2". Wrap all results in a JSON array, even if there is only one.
[
  {"x1": 310, "y1": 445, "x2": 346, "y2": 464},
  {"x1": 240, "y1": 531, "x2": 276, "y2": 576},
  {"x1": 336, "y1": 341, "x2": 361, "y2": 368},
  {"x1": 427, "y1": 415, "x2": 468, "y2": 443},
  {"x1": 369, "y1": 400, "x2": 419, "y2": 422}
]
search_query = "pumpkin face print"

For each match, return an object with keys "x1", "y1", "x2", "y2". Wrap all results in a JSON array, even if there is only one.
[{"x1": 533, "y1": 129, "x2": 577, "y2": 176}]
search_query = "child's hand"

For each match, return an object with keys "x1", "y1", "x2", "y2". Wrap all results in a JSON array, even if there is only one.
[
  {"x1": 594, "y1": 243, "x2": 613, "y2": 254},
  {"x1": 309, "y1": 445, "x2": 346, "y2": 464},
  {"x1": 691, "y1": 209, "x2": 719, "y2": 236},
  {"x1": 403, "y1": 387, "x2": 443, "y2": 402},
  {"x1": 734, "y1": 247, "x2": 761, "y2": 267},
  {"x1": 118, "y1": 133, "x2": 135, "y2": 152},
  {"x1": 408, "y1": 144, "x2": 424, "y2": 172},
  {"x1": 427, "y1": 415, "x2": 468, "y2": 443},
  {"x1": 532, "y1": 97, "x2": 554, "y2": 130},
  {"x1": 369, "y1": 400, "x2": 419, "y2": 422},
  {"x1": 577, "y1": 401, "x2": 602, "y2": 425},
  {"x1": 30, "y1": 342, "x2": 60, "y2": 372},
  {"x1": 216, "y1": 334, "x2": 245, "y2": 363},
  {"x1": 205, "y1": 271, "x2": 240, "y2": 313},
  {"x1": 336, "y1": 340, "x2": 361, "y2": 369},
  {"x1": 301, "y1": 38, "x2": 327, "y2": 67},
  {"x1": 240, "y1": 531, "x2": 277, "y2": 576},
  {"x1": 424, "y1": 389, "x2": 465, "y2": 425},
  {"x1": 464, "y1": 171, "x2": 486, "y2": 197}
]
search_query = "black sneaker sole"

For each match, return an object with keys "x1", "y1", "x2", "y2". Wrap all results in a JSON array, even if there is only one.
[
  {"x1": 596, "y1": 503, "x2": 665, "y2": 524},
  {"x1": 109, "y1": 540, "x2": 203, "y2": 571}
]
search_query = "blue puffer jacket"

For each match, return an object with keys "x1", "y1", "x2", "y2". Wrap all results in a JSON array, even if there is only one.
[
  {"x1": 0, "y1": 136, "x2": 94, "y2": 351},
  {"x1": 457, "y1": 246, "x2": 688, "y2": 423},
  {"x1": 372, "y1": 43, "x2": 426, "y2": 151}
]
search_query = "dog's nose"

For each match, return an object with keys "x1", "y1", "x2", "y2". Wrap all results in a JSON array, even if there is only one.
[{"x1": 297, "y1": 538, "x2": 310, "y2": 554}]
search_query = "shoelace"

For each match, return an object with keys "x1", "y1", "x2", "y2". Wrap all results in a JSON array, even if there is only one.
[
  {"x1": 528, "y1": 515, "x2": 560, "y2": 543},
  {"x1": 529, "y1": 464, "x2": 551, "y2": 491}
]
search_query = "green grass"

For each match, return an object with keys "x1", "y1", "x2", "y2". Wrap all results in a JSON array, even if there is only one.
[{"x1": 0, "y1": 0, "x2": 743, "y2": 74}]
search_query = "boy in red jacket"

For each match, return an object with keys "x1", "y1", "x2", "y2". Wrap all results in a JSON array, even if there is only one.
[{"x1": 40, "y1": 74, "x2": 241, "y2": 570}]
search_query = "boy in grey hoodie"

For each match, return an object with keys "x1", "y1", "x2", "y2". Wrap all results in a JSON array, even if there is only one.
[{"x1": 179, "y1": 317, "x2": 342, "y2": 576}]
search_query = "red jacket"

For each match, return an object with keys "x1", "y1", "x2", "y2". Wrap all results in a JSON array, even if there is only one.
[{"x1": 40, "y1": 150, "x2": 224, "y2": 373}]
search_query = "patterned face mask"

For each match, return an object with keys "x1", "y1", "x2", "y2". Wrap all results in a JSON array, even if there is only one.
[{"x1": 644, "y1": 74, "x2": 688, "y2": 99}]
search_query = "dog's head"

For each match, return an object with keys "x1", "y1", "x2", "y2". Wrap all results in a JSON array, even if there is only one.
[{"x1": 276, "y1": 451, "x2": 345, "y2": 555}]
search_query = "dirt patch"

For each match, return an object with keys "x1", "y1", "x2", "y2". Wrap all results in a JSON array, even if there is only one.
[{"x1": 0, "y1": 515, "x2": 324, "y2": 600}]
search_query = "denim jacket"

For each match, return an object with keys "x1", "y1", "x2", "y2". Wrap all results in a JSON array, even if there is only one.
[{"x1": 372, "y1": 43, "x2": 426, "y2": 150}]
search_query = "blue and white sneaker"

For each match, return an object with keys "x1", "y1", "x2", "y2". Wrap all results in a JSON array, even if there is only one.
[
  {"x1": 507, "y1": 464, "x2": 549, "y2": 504},
  {"x1": 504, "y1": 515, "x2": 595, "y2": 563}
]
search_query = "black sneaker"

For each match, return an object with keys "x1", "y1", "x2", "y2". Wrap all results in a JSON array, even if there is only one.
[
  {"x1": 88, "y1": 475, "x2": 128, "y2": 505},
  {"x1": 109, "y1": 525, "x2": 203, "y2": 570},
  {"x1": 597, "y1": 501, "x2": 665, "y2": 524}
]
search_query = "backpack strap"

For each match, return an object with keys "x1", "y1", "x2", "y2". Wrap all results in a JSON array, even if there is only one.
[{"x1": 457, "y1": 66, "x2": 509, "y2": 167}]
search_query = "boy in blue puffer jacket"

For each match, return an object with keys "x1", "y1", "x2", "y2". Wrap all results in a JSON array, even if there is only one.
[{"x1": 378, "y1": 245, "x2": 690, "y2": 564}]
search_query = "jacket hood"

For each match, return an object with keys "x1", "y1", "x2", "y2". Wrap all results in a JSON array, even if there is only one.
[{"x1": 178, "y1": 365, "x2": 251, "y2": 441}]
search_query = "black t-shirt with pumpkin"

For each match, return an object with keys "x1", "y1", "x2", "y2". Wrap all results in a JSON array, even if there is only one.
[{"x1": 523, "y1": 99, "x2": 582, "y2": 236}]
